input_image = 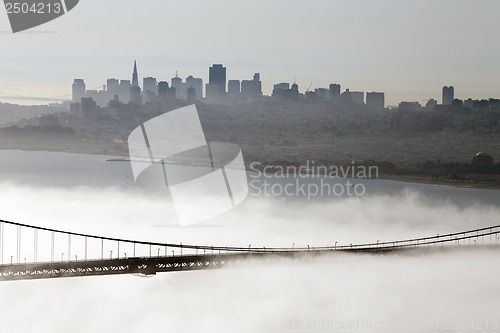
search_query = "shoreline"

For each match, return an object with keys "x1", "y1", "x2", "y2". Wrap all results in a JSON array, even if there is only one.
[
  {"x1": 380, "y1": 175, "x2": 500, "y2": 190},
  {"x1": 1, "y1": 147, "x2": 499, "y2": 191}
]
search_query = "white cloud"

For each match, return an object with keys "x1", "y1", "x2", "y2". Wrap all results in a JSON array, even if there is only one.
[{"x1": 0, "y1": 182, "x2": 498, "y2": 332}]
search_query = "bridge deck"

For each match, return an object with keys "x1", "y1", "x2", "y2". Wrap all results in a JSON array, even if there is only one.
[{"x1": 1, "y1": 245, "x2": 498, "y2": 282}]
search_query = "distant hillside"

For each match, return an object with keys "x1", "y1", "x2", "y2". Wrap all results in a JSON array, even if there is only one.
[{"x1": 0, "y1": 102, "x2": 67, "y2": 125}]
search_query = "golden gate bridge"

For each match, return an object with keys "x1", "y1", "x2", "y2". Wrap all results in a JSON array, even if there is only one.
[
  {"x1": 0, "y1": 95, "x2": 70, "y2": 103},
  {"x1": 0, "y1": 218, "x2": 498, "y2": 282}
]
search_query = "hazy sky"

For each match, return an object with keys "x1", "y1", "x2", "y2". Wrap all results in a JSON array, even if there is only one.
[{"x1": 1, "y1": 0, "x2": 500, "y2": 105}]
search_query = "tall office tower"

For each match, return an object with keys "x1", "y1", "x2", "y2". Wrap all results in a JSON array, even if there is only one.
[
  {"x1": 209, "y1": 64, "x2": 226, "y2": 95},
  {"x1": 252, "y1": 73, "x2": 262, "y2": 96},
  {"x1": 118, "y1": 80, "x2": 131, "y2": 102},
  {"x1": 132, "y1": 61, "x2": 139, "y2": 87},
  {"x1": 288, "y1": 82, "x2": 300, "y2": 101},
  {"x1": 72, "y1": 79, "x2": 86, "y2": 102},
  {"x1": 272, "y1": 83, "x2": 290, "y2": 101},
  {"x1": 442, "y1": 86, "x2": 454, "y2": 105},
  {"x1": 166, "y1": 87, "x2": 176, "y2": 101},
  {"x1": 130, "y1": 62, "x2": 142, "y2": 104},
  {"x1": 366, "y1": 92, "x2": 385, "y2": 109},
  {"x1": 81, "y1": 97, "x2": 97, "y2": 115},
  {"x1": 130, "y1": 85, "x2": 142, "y2": 104},
  {"x1": 329, "y1": 83, "x2": 341, "y2": 101},
  {"x1": 143, "y1": 77, "x2": 158, "y2": 95},
  {"x1": 205, "y1": 83, "x2": 221, "y2": 103},
  {"x1": 228, "y1": 80, "x2": 241, "y2": 95},
  {"x1": 106, "y1": 78, "x2": 119, "y2": 95},
  {"x1": 171, "y1": 72, "x2": 182, "y2": 99},
  {"x1": 350, "y1": 91, "x2": 365, "y2": 104},
  {"x1": 273, "y1": 83, "x2": 290, "y2": 92},
  {"x1": 315, "y1": 88, "x2": 329, "y2": 99},
  {"x1": 241, "y1": 73, "x2": 262, "y2": 100},
  {"x1": 187, "y1": 86, "x2": 196, "y2": 104},
  {"x1": 185, "y1": 75, "x2": 203, "y2": 100},
  {"x1": 158, "y1": 81, "x2": 169, "y2": 100}
]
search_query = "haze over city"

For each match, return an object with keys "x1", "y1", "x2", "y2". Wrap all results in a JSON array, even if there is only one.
[{"x1": 1, "y1": 0, "x2": 500, "y2": 105}]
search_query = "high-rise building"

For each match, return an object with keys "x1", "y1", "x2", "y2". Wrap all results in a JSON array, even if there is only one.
[
  {"x1": 166, "y1": 87, "x2": 176, "y2": 101},
  {"x1": 274, "y1": 83, "x2": 290, "y2": 91},
  {"x1": 442, "y1": 86, "x2": 454, "y2": 105},
  {"x1": 350, "y1": 91, "x2": 365, "y2": 105},
  {"x1": 106, "y1": 78, "x2": 119, "y2": 95},
  {"x1": 187, "y1": 86, "x2": 196, "y2": 104},
  {"x1": 228, "y1": 80, "x2": 241, "y2": 95},
  {"x1": 366, "y1": 92, "x2": 385, "y2": 109},
  {"x1": 118, "y1": 80, "x2": 131, "y2": 102},
  {"x1": 129, "y1": 61, "x2": 142, "y2": 104},
  {"x1": 340, "y1": 89, "x2": 364, "y2": 104},
  {"x1": 272, "y1": 83, "x2": 290, "y2": 101},
  {"x1": 81, "y1": 97, "x2": 97, "y2": 114},
  {"x1": 132, "y1": 61, "x2": 139, "y2": 87},
  {"x1": 329, "y1": 84, "x2": 341, "y2": 101},
  {"x1": 143, "y1": 77, "x2": 158, "y2": 95},
  {"x1": 205, "y1": 83, "x2": 221, "y2": 103},
  {"x1": 209, "y1": 64, "x2": 226, "y2": 95},
  {"x1": 171, "y1": 72, "x2": 182, "y2": 99},
  {"x1": 130, "y1": 86, "x2": 142, "y2": 104},
  {"x1": 159, "y1": 81, "x2": 176, "y2": 102},
  {"x1": 158, "y1": 81, "x2": 169, "y2": 100},
  {"x1": 185, "y1": 75, "x2": 203, "y2": 100},
  {"x1": 72, "y1": 79, "x2": 86, "y2": 102},
  {"x1": 240, "y1": 73, "x2": 262, "y2": 101},
  {"x1": 315, "y1": 88, "x2": 329, "y2": 99}
]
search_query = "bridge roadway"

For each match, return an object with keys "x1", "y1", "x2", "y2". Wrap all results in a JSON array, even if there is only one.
[
  {"x1": 0, "y1": 219, "x2": 499, "y2": 281},
  {"x1": 0, "y1": 251, "x2": 310, "y2": 281}
]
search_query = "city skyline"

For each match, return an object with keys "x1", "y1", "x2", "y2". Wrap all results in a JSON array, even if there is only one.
[
  {"x1": 1, "y1": 0, "x2": 500, "y2": 105},
  {"x1": 1, "y1": 56, "x2": 499, "y2": 107},
  {"x1": 69, "y1": 60, "x2": 498, "y2": 110},
  {"x1": 1, "y1": 1, "x2": 500, "y2": 332}
]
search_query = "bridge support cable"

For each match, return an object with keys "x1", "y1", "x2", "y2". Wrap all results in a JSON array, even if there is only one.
[
  {"x1": 0, "y1": 217, "x2": 496, "y2": 254},
  {"x1": 34, "y1": 229, "x2": 38, "y2": 263},
  {"x1": 51, "y1": 232, "x2": 54, "y2": 262},
  {"x1": 16, "y1": 226, "x2": 20, "y2": 264},
  {"x1": 68, "y1": 234, "x2": 71, "y2": 262}
]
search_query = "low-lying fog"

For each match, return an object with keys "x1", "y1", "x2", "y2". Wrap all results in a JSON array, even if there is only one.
[{"x1": 0, "y1": 181, "x2": 499, "y2": 332}]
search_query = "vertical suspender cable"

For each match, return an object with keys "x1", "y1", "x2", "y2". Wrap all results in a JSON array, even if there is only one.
[{"x1": 51, "y1": 231, "x2": 54, "y2": 262}]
